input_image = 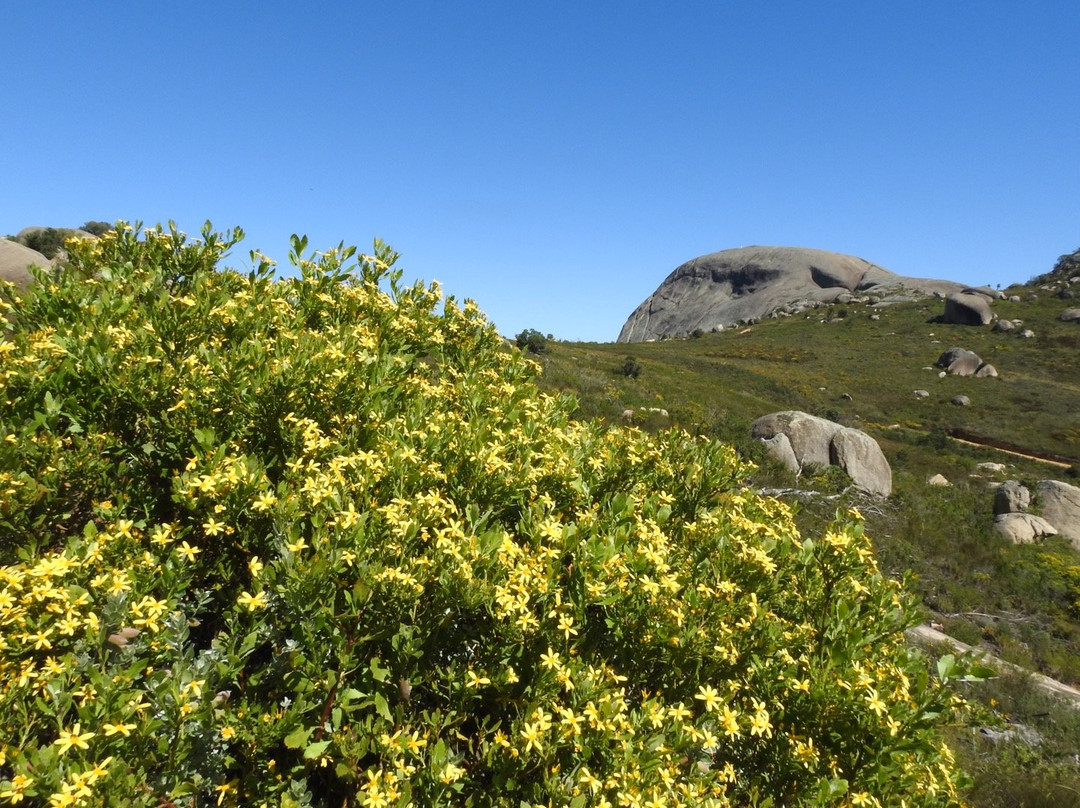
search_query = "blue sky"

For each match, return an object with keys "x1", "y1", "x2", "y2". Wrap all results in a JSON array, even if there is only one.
[{"x1": 3, "y1": 2, "x2": 1078, "y2": 341}]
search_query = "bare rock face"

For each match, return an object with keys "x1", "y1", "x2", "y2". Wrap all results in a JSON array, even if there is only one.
[
  {"x1": 617, "y1": 246, "x2": 965, "y2": 342},
  {"x1": 993, "y1": 513, "x2": 1059, "y2": 544},
  {"x1": 750, "y1": 411, "x2": 892, "y2": 496},
  {"x1": 0, "y1": 239, "x2": 50, "y2": 288},
  {"x1": 943, "y1": 293, "x2": 994, "y2": 325},
  {"x1": 1037, "y1": 480, "x2": 1080, "y2": 550}
]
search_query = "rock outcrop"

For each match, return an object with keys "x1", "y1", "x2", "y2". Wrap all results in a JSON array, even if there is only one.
[
  {"x1": 991, "y1": 479, "x2": 1080, "y2": 549},
  {"x1": 750, "y1": 411, "x2": 892, "y2": 496},
  {"x1": 618, "y1": 246, "x2": 965, "y2": 342},
  {"x1": 1037, "y1": 480, "x2": 1080, "y2": 549},
  {"x1": 0, "y1": 239, "x2": 50, "y2": 288}
]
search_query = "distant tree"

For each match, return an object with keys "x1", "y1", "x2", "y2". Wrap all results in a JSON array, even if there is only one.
[
  {"x1": 514, "y1": 328, "x2": 548, "y2": 354},
  {"x1": 81, "y1": 221, "x2": 113, "y2": 236},
  {"x1": 620, "y1": 355, "x2": 642, "y2": 378}
]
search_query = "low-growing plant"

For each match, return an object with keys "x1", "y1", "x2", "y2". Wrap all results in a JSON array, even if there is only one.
[{"x1": 0, "y1": 224, "x2": 976, "y2": 806}]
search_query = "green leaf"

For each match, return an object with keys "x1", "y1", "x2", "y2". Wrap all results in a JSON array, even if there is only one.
[
  {"x1": 936, "y1": 654, "x2": 956, "y2": 683},
  {"x1": 284, "y1": 726, "x2": 311, "y2": 749},
  {"x1": 303, "y1": 740, "x2": 331, "y2": 760},
  {"x1": 374, "y1": 692, "x2": 392, "y2": 721}
]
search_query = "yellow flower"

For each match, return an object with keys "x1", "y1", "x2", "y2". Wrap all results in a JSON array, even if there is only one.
[
  {"x1": 220, "y1": 726, "x2": 236, "y2": 740},
  {"x1": 102, "y1": 722, "x2": 136, "y2": 736},
  {"x1": 202, "y1": 518, "x2": 226, "y2": 536},
  {"x1": 177, "y1": 541, "x2": 202, "y2": 562},
  {"x1": 237, "y1": 591, "x2": 268, "y2": 611},
  {"x1": 694, "y1": 684, "x2": 722, "y2": 712},
  {"x1": 54, "y1": 724, "x2": 95, "y2": 755}
]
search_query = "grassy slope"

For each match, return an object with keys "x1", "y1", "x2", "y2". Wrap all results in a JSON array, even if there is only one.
[{"x1": 532, "y1": 274, "x2": 1080, "y2": 804}]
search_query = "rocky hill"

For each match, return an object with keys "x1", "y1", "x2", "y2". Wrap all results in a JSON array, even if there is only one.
[{"x1": 618, "y1": 245, "x2": 966, "y2": 342}]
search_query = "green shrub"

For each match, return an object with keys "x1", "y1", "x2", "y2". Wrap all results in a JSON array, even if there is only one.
[
  {"x1": 515, "y1": 328, "x2": 548, "y2": 354},
  {"x1": 619, "y1": 356, "x2": 642, "y2": 379},
  {"x1": 0, "y1": 224, "x2": 972, "y2": 806}
]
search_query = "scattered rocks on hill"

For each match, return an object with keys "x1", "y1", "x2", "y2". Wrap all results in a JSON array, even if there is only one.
[
  {"x1": 617, "y1": 246, "x2": 965, "y2": 342},
  {"x1": 0, "y1": 239, "x2": 50, "y2": 288},
  {"x1": 1060, "y1": 308, "x2": 1080, "y2": 322},
  {"x1": 750, "y1": 411, "x2": 892, "y2": 496},
  {"x1": 942, "y1": 292, "x2": 994, "y2": 325},
  {"x1": 935, "y1": 347, "x2": 997, "y2": 378}
]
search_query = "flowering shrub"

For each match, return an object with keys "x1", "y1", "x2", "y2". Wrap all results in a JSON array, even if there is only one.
[{"x1": 0, "y1": 224, "x2": 970, "y2": 806}]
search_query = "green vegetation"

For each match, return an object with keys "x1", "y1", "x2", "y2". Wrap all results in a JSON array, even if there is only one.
[
  {"x1": 514, "y1": 328, "x2": 549, "y2": 354},
  {"x1": 530, "y1": 275, "x2": 1080, "y2": 806},
  {"x1": 8, "y1": 222, "x2": 114, "y2": 259},
  {"x1": 0, "y1": 224, "x2": 977, "y2": 806}
]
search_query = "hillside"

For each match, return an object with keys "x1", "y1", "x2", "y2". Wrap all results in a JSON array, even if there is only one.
[{"x1": 533, "y1": 261, "x2": 1080, "y2": 802}]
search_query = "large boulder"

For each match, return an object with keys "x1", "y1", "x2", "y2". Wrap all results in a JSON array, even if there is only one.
[
  {"x1": 935, "y1": 346, "x2": 997, "y2": 378},
  {"x1": 0, "y1": 238, "x2": 50, "y2": 288},
  {"x1": 1037, "y1": 480, "x2": 1080, "y2": 550},
  {"x1": 936, "y1": 347, "x2": 982, "y2": 376},
  {"x1": 994, "y1": 480, "x2": 1031, "y2": 515},
  {"x1": 617, "y1": 246, "x2": 965, "y2": 342},
  {"x1": 751, "y1": 411, "x2": 891, "y2": 495},
  {"x1": 830, "y1": 427, "x2": 893, "y2": 496},
  {"x1": 943, "y1": 293, "x2": 994, "y2": 325},
  {"x1": 751, "y1": 411, "x2": 841, "y2": 470},
  {"x1": 993, "y1": 513, "x2": 1059, "y2": 544}
]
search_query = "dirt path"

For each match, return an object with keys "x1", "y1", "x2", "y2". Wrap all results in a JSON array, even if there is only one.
[
  {"x1": 947, "y1": 432, "x2": 1074, "y2": 470},
  {"x1": 906, "y1": 624, "x2": 1080, "y2": 707}
]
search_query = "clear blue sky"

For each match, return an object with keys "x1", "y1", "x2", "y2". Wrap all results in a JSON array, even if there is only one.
[{"x1": 4, "y1": 2, "x2": 1078, "y2": 341}]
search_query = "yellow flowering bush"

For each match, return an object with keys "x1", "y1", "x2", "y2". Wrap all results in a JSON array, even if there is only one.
[{"x1": 0, "y1": 223, "x2": 971, "y2": 806}]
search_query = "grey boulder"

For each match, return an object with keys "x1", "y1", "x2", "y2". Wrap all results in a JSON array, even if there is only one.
[
  {"x1": 751, "y1": 411, "x2": 891, "y2": 496},
  {"x1": 943, "y1": 293, "x2": 994, "y2": 325},
  {"x1": 1037, "y1": 480, "x2": 1080, "y2": 550},
  {"x1": 993, "y1": 513, "x2": 1059, "y2": 544},
  {"x1": 994, "y1": 480, "x2": 1031, "y2": 515},
  {"x1": 1061, "y1": 309, "x2": 1080, "y2": 322}
]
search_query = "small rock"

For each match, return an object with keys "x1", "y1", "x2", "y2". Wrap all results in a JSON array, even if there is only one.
[
  {"x1": 938, "y1": 371, "x2": 947, "y2": 378},
  {"x1": 978, "y1": 463, "x2": 1007, "y2": 472},
  {"x1": 868, "y1": 313, "x2": 880, "y2": 321},
  {"x1": 951, "y1": 395, "x2": 970, "y2": 406},
  {"x1": 992, "y1": 319, "x2": 1014, "y2": 332},
  {"x1": 1007, "y1": 295, "x2": 1021, "y2": 302},
  {"x1": 914, "y1": 390, "x2": 930, "y2": 398},
  {"x1": 1061, "y1": 309, "x2": 1080, "y2": 322},
  {"x1": 975, "y1": 363, "x2": 998, "y2": 378},
  {"x1": 928, "y1": 474, "x2": 951, "y2": 486},
  {"x1": 1019, "y1": 329, "x2": 1035, "y2": 339}
]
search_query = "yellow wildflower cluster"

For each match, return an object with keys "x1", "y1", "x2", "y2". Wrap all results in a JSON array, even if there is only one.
[{"x1": 0, "y1": 226, "x2": 969, "y2": 806}]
